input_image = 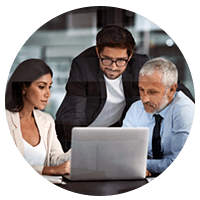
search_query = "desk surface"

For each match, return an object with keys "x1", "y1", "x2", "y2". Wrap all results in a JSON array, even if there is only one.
[{"x1": 56, "y1": 178, "x2": 148, "y2": 196}]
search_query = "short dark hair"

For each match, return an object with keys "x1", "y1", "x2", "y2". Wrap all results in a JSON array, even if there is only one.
[
  {"x1": 96, "y1": 25, "x2": 136, "y2": 57},
  {"x1": 5, "y1": 59, "x2": 53, "y2": 112}
]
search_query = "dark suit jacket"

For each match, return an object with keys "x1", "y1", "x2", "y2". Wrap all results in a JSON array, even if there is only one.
[{"x1": 56, "y1": 46, "x2": 194, "y2": 152}]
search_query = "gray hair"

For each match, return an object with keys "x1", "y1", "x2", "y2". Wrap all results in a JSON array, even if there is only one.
[{"x1": 139, "y1": 57, "x2": 178, "y2": 87}]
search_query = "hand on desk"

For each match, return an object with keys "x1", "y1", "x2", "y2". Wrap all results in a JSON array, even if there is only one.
[
  {"x1": 55, "y1": 160, "x2": 71, "y2": 175},
  {"x1": 42, "y1": 160, "x2": 71, "y2": 175},
  {"x1": 146, "y1": 169, "x2": 151, "y2": 177}
]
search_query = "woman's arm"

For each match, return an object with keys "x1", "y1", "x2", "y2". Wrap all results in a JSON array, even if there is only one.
[{"x1": 42, "y1": 160, "x2": 70, "y2": 175}]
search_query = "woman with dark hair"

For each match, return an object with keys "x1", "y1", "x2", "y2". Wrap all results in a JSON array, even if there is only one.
[{"x1": 5, "y1": 59, "x2": 71, "y2": 175}]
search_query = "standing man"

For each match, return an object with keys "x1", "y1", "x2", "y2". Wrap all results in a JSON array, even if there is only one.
[
  {"x1": 56, "y1": 25, "x2": 194, "y2": 152},
  {"x1": 122, "y1": 58, "x2": 195, "y2": 175}
]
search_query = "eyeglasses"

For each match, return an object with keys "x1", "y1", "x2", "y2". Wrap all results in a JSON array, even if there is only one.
[{"x1": 99, "y1": 55, "x2": 129, "y2": 67}]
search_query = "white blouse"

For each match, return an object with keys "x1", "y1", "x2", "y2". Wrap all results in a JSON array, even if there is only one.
[{"x1": 23, "y1": 136, "x2": 46, "y2": 166}]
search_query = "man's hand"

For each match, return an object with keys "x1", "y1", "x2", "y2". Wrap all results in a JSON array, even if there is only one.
[{"x1": 146, "y1": 169, "x2": 151, "y2": 177}]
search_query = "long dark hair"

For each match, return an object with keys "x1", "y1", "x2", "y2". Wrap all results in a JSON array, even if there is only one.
[{"x1": 5, "y1": 59, "x2": 53, "y2": 112}]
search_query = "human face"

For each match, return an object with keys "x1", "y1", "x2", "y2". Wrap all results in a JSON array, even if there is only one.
[
  {"x1": 96, "y1": 47, "x2": 132, "y2": 79},
  {"x1": 23, "y1": 73, "x2": 52, "y2": 110},
  {"x1": 138, "y1": 71, "x2": 175, "y2": 114}
]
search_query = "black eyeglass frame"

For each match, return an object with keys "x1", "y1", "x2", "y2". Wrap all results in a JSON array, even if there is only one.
[{"x1": 99, "y1": 55, "x2": 129, "y2": 67}]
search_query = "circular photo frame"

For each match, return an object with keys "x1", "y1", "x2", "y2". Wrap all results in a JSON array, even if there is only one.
[{"x1": 3, "y1": 5, "x2": 196, "y2": 198}]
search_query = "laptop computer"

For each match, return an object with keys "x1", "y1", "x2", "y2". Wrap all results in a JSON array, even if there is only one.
[{"x1": 63, "y1": 127, "x2": 149, "y2": 181}]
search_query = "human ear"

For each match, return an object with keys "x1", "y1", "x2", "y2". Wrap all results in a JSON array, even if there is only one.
[
  {"x1": 168, "y1": 83, "x2": 178, "y2": 98},
  {"x1": 171, "y1": 83, "x2": 177, "y2": 92},
  {"x1": 22, "y1": 83, "x2": 27, "y2": 95}
]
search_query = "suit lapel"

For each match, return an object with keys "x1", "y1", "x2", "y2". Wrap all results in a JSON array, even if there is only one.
[
  {"x1": 122, "y1": 63, "x2": 141, "y2": 109},
  {"x1": 8, "y1": 109, "x2": 50, "y2": 166},
  {"x1": 33, "y1": 109, "x2": 48, "y2": 149},
  {"x1": 97, "y1": 69, "x2": 107, "y2": 111},
  {"x1": 9, "y1": 112, "x2": 24, "y2": 156},
  {"x1": 8, "y1": 110, "x2": 49, "y2": 156},
  {"x1": 122, "y1": 67, "x2": 133, "y2": 100}
]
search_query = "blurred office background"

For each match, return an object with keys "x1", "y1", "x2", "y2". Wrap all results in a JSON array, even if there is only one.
[{"x1": 8, "y1": 6, "x2": 195, "y2": 119}]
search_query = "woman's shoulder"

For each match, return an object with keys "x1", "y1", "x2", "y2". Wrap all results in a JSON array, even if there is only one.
[{"x1": 5, "y1": 109, "x2": 19, "y2": 124}]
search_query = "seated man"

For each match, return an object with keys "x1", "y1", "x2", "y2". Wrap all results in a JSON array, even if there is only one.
[{"x1": 122, "y1": 58, "x2": 195, "y2": 175}]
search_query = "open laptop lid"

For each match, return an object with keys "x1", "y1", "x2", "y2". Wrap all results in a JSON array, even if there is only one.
[{"x1": 64, "y1": 127, "x2": 149, "y2": 181}]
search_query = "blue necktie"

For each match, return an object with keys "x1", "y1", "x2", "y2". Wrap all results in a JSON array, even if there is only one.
[{"x1": 152, "y1": 114, "x2": 163, "y2": 159}]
